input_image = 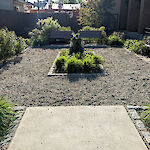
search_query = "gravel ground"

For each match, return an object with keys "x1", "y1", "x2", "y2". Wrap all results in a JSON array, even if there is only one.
[{"x1": 0, "y1": 46, "x2": 150, "y2": 106}]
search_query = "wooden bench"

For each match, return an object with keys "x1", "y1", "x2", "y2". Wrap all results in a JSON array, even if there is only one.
[
  {"x1": 49, "y1": 31, "x2": 73, "y2": 39},
  {"x1": 48, "y1": 31, "x2": 102, "y2": 44},
  {"x1": 49, "y1": 31, "x2": 102, "y2": 39},
  {"x1": 79, "y1": 31, "x2": 102, "y2": 38}
]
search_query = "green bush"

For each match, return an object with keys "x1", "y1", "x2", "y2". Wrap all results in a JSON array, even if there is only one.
[
  {"x1": 60, "y1": 26, "x2": 71, "y2": 31},
  {"x1": 83, "y1": 57, "x2": 95, "y2": 73},
  {"x1": 65, "y1": 56, "x2": 84, "y2": 73},
  {"x1": 124, "y1": 39, "x2": 137, "y2": 49},
  {"x1": 92, "y1": 54, "x2": 104, "y2": 64},
  {"x1": 60, "y1": 50, "x2": 69, "y2": 57},
  {"x1": 84, "y1": 51, "x2": 94, "y2": 56},
  {"x1": 55, "y1": 56, "x2": 67, "y2": 72},
  {"x1": 0, "y1": 96, "x2": 16, "y2": 137},
  {"x1": 0, "y1": 28, "x2": 27, "y2": 60},
  {"x1": 124, "y1": 40, "x2": 149, "y2": 56},
  {"x1": 29, "y1": 17, "x2": 71, "y2": 46},
  {"x1": 55, "y1": 49, "x2": 104, "y2": 73},
  {"x1": 130, "y1": 41, "x2": 148, "y2": 55},
  {"x1": 141, "y1": 105, "x2": 150, "y2": 129},
  {"x1": 80, "y1": 26, "x2": 107, "y2": 44},
  {"x1": 107, "y1": 32, "x2": 124, "y2": 46}
]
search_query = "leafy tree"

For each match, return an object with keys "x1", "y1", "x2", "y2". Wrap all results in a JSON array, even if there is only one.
[{"x1": 78, "y1": 0, "x2": 115, "y2": 27}]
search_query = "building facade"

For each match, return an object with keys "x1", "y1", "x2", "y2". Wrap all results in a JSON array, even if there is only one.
[
  {"x1": 120, "y1": 0, "x2": 150, "y2": 33},
  {"x1": 14, "y1": 0, "x2": 25, "y2": 12},
  {"x1": 0, "y1": 0, "x2": 25, "y2": 12}
]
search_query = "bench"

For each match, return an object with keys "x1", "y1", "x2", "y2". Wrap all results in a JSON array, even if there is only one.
[
  {"x1": 79, "y1": 31, "x2": 102, "y2": 38},
  {"x1": 49, "y1": 31, "x2": 73, "y2": 39},
  {"x1": 49, "y1": 31, "x2": 102, "y2": 39}
]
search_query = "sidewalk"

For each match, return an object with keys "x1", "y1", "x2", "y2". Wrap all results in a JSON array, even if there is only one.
[{"x1": 8, "y1": 106, "x2": 148, "y2": 150}]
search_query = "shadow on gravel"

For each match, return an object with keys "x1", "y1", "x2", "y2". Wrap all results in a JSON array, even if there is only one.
[
  {"x1": 0, "y1": 56, "x2": 22, "y2": 74},
  {"x1": 67, "y1": 74, "x2": 105, "y2": 82},
  {"x1": 32, "y1": 45, "x2": 108, "y2": 50}
]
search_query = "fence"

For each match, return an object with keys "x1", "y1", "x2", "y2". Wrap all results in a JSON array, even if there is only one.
[
  {"x1": 0, "y1": 10, "x2": 80, "y2": 37},
  {"x1": 0, "y1": 10, "x2": 119, "y2": 37}
]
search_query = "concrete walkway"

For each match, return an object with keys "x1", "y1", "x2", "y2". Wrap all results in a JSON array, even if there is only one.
[{"x1": 8, "y1": 106, "x2": 148, "y2": 150}]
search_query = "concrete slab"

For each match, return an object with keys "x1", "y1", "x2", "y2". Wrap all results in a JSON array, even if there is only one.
[{"x1": 8, "y1": 106, "x2": 148, "y2": 150}]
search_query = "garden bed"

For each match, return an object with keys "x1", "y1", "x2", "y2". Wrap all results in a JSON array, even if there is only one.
[{"x1": 48, "y1": 49, "x2": 105, "y2": 76}]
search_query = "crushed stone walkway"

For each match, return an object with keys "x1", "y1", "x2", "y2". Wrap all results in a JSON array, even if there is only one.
[{"x1": 0, "y1": 47, "x2": 150, "y2": 106}]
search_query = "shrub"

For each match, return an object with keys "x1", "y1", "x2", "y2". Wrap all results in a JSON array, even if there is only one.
[
  {"x1": 29, "y1": 17, "x2": 71, "y2": 46},
  {"x1": 124, "y1": 40, "x2": 149, "y2": 56},
  {"x1": 55, "y1": 56, "x2": 67, "y2": 71},
  {"x1": 0, "y1": 96, "x2": 16, "y2": 137},
  {"x1": 84, "y1": 51, "x2": 94, "y2": 56},
  {"x1": 80, "y1": 26, "x2": 107, "y2": 44},
  {"x1": 0, "y1": 28, "x2": 27, "y2": 60},
  {"x1": 60, "y1": 50, "x2": 69, "y2": 57},
  {"x1": 141, "y1": 105, "x2": 150, "y2": 129},
  {"x1": 60, "y1": 26, "x2": 71, "y2": 31},
  {"x1": 92, "y1": 54, "x2": 104, "y2": 64},
  {"x1": 107, "y1": 32, "x2": 124, "y2": 46},
  {"x1": 83, "y1": 57, "x2": 95, "y2": 73},
  {"x1": 56, "y1": 49, "x2": 104, "y2": 73},
  {"x1": 65, "y1": 56, "x2": 84, "y2": 73},
  {"x1": 129, "y1": 41, "x2": 148, "y2": 55},
  {"x1": 124, "y1": 40, "x2": 137, "y2": 49}
]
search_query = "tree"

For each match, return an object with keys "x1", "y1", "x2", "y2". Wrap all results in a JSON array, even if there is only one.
[
  {"x1": 78, "y1": 0, "x2": 102, "y2": 27},
  {"x1": 78, "y1": 0, "x2": 115, "y2": 27}
]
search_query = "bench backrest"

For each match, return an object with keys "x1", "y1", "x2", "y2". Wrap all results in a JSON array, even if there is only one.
[
  {"x1": 79, "y1": 31, "x2": 102, "y2": 38},
  {"x1": 49, "y1": 31, "x2": 102, "y2": 39},
  {"x1": 50, "y1": 31, "x2": 73, "y2": 39}
]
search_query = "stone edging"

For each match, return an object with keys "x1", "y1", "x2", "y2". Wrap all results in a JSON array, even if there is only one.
[
  {"x1": 48, "y1": 51, "x2": 106, "y2": 77},
  {"x1": 0, "y1": 106, "x2": 26, "y2": 150},
  {"x1": 126, "y1": 105, "x2": 150, "y2": 149}
]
